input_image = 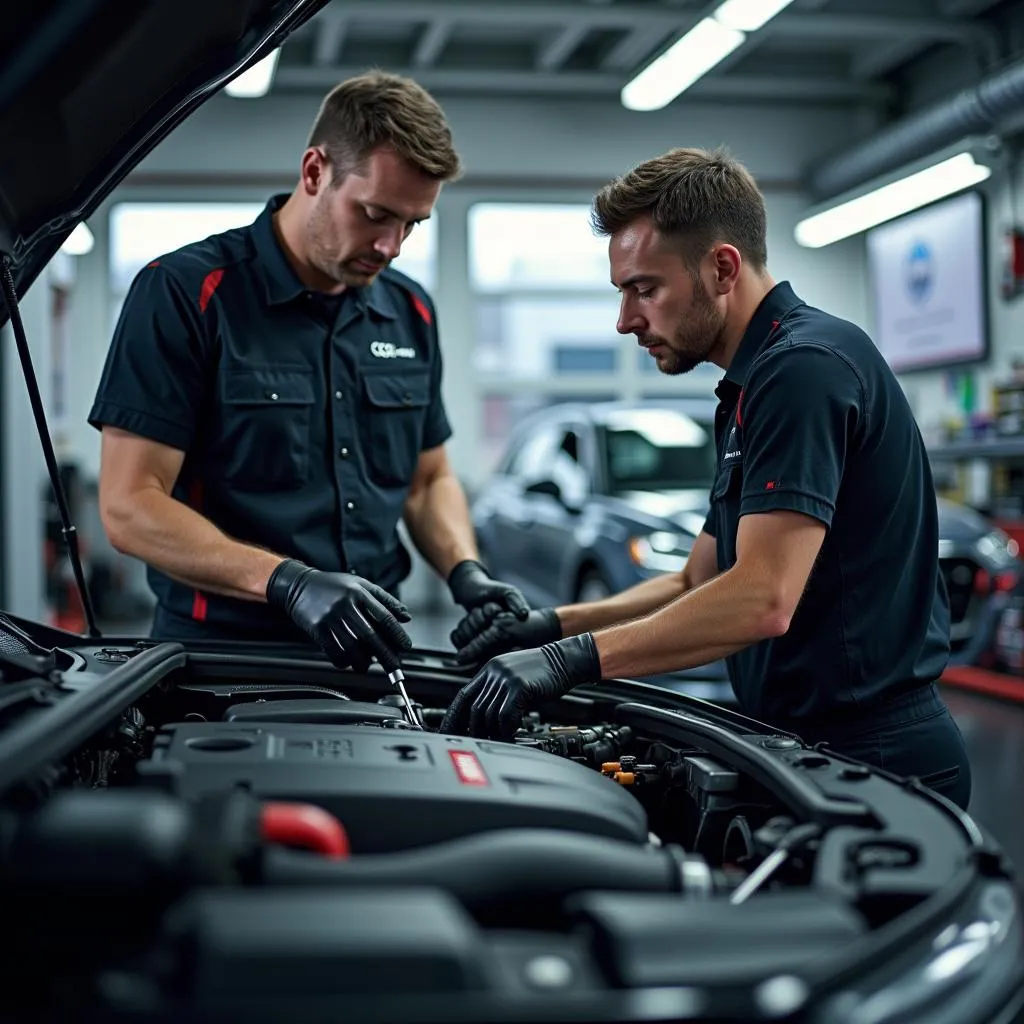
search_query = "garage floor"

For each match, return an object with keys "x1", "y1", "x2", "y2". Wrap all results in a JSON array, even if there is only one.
[{"x1": 942, "y1": 688, "x2": 1024, "y2": 872}]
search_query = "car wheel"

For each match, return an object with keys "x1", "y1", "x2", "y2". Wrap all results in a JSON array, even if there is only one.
[{"x1": 577, "y1": 570, "x2": 611, "y2": 604}]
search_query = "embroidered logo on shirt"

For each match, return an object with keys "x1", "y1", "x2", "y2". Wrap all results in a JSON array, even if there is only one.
[
  {"x1": 370, "y1": 341, "x2": 416, "y2": 360},
  {"x1": 723, "y1": 425, "x2": 742, "y2": 462}
]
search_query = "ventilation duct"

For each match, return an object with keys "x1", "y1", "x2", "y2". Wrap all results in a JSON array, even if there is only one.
[{"x1": 808, "y1": 55, "x2": 1024, "y2": 201}]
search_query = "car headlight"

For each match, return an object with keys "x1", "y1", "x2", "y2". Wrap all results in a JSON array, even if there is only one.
[
  {"x1": 976, "y1": 529, "x2": 1020, "y2": 561},
  {"x1": 628, "y1": 531, "x2": 692, "y2": 573}
]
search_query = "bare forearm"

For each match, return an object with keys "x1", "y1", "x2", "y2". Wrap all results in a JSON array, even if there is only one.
[
  {"x1": 403, "y1": 473, "x2": 478, "y2": 579},
  {"x1": 104, "y1": 488, "x2": 286, "y2": 602},
  {"x1": 594, "y1": 566, "x2": 785, "y2": 679},
  {"x1": 555, "y1": 572, "x2": 686, "y2": 636}
]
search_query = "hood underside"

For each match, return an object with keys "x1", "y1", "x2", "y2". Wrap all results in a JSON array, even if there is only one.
[{"x1": 0, "y1": 0, "x2": 329, "y2": 327}]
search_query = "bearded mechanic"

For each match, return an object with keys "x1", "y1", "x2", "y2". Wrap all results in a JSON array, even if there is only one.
[
  {"x1": 89, "y1": 72, "x2": 527, "y2": 670},
  {"x1": 443, "y1": 146, "x2": 972, "y2": 811}
]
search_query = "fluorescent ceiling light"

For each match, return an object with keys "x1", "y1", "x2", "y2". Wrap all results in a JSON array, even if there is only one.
[
  {"x1": 621, "y1": 17, "x2": 745, "y2": 111},
  {"x1": 794, "y1": 152, "x2": 991, "y2": 248},
  {"x1": 226, "y1": 48, "x2": 280, "y2": 98},
  {"x1": 60, "y1": 223, "x2": 94, "y2": 257},
  {"x1": 714, "y1": 0, "x2": 797, "y2": 32}
]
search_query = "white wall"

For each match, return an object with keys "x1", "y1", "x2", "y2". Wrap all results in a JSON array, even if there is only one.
[{"x1": 132, "y1": 91, "x2": 879, "y2": 184}]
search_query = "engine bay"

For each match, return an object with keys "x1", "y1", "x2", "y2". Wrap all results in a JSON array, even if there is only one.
[{"x1": 0, "y1": 622, "x2": 1017, "y2": 1023}]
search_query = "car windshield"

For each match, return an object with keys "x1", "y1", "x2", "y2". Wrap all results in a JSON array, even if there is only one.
[{"x1": 602, "y1": 409, "x2": 717, "y2": 493}]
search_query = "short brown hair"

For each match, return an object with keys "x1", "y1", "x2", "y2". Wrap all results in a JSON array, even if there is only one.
[
  {"x1": 591, "y1": 146, "x2": 767, "y2": 270},
  {"x1": 307, "y1": 70, "x2": 462, "y2": 183}
]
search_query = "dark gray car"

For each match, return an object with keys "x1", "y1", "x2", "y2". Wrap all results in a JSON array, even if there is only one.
[{"x1": 472, "y1": 400, "x2": 1022, "y2": 680}]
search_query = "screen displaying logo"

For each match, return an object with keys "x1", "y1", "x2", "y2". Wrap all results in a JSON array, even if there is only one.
[{"x1": 904, "y1": 240, "x2": 934, "y2": 304}]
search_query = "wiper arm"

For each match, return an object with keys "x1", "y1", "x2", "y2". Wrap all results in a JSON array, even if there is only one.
[{"x1": 0, "y1": 648, "x2": 56, "y2": 684}]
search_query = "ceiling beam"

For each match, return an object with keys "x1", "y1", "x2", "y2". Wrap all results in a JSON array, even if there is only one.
[
  {"x1": 536, "y1": 25, "x2": 590, "y2": 71},
  {"x1": 320, "y1": 0, "x2": 995, "y2": 51},
  {"x1": 850, "y1": 38, "x2": 928, "y2": 80},
  {"x1": 936, "y1": 0, "x2": 1004, "y2": 14},
  {"x1": 600, "y1": 26, "x2": 671, "y2": 71},
  {"x1": 275, "y1": 65, "x2": 893, "y2": 104},
  {"x1": 313, "y1": 16, "x2": 347, "y2": 66},
  {"x1": 762, "y1": 11, "x2": 997, "y2": 60},
  {"x1": 412, "y1": 21, "x2": 452, "y2": 67}
]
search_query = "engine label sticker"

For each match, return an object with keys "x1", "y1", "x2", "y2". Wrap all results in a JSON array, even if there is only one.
[{"x1": 448, "y1": 749, "x2": 489, "y2": 786}]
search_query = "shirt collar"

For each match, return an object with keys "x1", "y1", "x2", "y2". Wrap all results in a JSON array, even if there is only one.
[
  {"x1": 250, "y1": 194, "x2": 399, "y2": 320},
  {"x1": 723, "y1": 280, "x2": 804, "y2": 387}
]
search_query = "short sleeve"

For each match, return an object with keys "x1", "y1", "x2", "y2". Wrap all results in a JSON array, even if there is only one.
[
  {"x1": 420, "y1": 295, "x2": 453, "y2": 451},
  {"x1": 702, "y1": 506, "x2": 716, "y2": 538},
  {"x1": 88, "y1": 264, "x2": 210, "y2": 452},
  {"x1": 737, "y1": 343, "x2": 864, "y2": 528}
]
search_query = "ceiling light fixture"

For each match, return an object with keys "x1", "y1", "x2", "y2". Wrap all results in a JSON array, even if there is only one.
[
  {"x1": 620, "y1": 0, "x2": 797, "y2": 111},
  {"x1": 714, "y1": 0, "x2": 797, "y2": 33},
  {"x1": 225, "y1": 48, "x2": 281, "y2": 98},
  {"x1": 794, "y1": 151, "x2": 992, "y2": 248},
  {"x1": 621, "y1": 18, "x2": 744, "y2": 111}
]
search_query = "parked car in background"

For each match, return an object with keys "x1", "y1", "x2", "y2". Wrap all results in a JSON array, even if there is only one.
[{"x1": 472, "y1": 400, "x2": 1023, "y2": 687}]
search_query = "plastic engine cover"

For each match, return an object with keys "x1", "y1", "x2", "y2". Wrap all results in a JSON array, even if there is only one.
[{"x1": 135, "y1": 722, "x2": 649, "y2": 853}]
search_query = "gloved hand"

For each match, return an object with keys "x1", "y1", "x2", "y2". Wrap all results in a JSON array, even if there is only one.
[
  {"x1": 440, "y1": 634, "x2": 601, "y2": 741},
  {"x1": 267, "y1": 559, "x2": 412, "y2": 672},
  {"x1": 451, "y1": 607, "x2": 562, "y2": 664},
  {"x1": 447, "y1": 560, "x2": 530, "y2": 621}
]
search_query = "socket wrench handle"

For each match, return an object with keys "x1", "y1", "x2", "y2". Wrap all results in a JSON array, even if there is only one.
[{"x1": 376, "y1": 646, "x2": 422, "y2": 729}]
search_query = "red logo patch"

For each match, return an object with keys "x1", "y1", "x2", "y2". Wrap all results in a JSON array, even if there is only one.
[{"x1": 449, "y1": 750, "x2": 489, "y2": 786}]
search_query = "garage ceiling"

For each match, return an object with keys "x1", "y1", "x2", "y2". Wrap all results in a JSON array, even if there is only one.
[{"x1": 272, "y1": 0, "x2": 1013, "y2": 109}]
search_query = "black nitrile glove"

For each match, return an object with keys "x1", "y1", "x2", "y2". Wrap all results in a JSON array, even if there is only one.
[
  {"x1": 451, "y1": 607, "x2": 562, "y2": 664},
  {"x1": 440, "y1": 634, "x2": 601, "y2": 741},
  {"x1": 266, "y1": 559, "x2": 412, "y2": 672},
  {"x1": 447, "y1": 560, "x2": 530, "y2": 620}
]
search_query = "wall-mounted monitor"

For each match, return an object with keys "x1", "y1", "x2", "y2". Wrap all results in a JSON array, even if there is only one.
[{"x1": 866, "y1": 190, "x2": 988, "y2": 373}]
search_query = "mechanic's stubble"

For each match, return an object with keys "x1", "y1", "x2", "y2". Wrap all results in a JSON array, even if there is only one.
[
  {"x1": 276, "y1": 145, "x2": 440, "y2": 294},
  {"x1": 609, "y1": 215, "x2": 773, "y2": 376}
]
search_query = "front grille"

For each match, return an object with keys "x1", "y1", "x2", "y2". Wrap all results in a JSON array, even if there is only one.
[
  {"x1": 0, "y1": 623, "x2": 32, "y2": 657},
  {"x1": 940, "y1": 557, "x2": 979, "y2": 626}
]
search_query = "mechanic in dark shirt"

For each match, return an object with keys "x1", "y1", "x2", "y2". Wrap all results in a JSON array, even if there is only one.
[
  {"x1": 89, "y1": 72, "x2": 527, "y2": 671},
  {"x1": 443, "y1": 146, "x2": 972, "y2": 810}
]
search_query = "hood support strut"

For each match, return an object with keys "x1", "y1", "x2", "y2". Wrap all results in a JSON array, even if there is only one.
[{"x1": 0, "y1": 255, "x2": 100, "y2": 639}]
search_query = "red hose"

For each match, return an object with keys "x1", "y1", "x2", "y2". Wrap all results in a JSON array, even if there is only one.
[{"x1": 260, "y1": 802, "x2": 350, "y2": 859}]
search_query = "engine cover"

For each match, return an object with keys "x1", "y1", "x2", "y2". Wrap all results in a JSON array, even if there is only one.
[{"x1": 135, "y1": 722, "x2": 649, "y2": 853}]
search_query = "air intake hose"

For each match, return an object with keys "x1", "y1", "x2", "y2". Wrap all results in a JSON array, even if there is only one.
[{"x1": 261, "y1": 828, "x2": 726, "y2": 918}]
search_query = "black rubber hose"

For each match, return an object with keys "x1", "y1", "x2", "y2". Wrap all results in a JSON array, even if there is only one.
[{"x1": 262, "y1": 828, "x2": 682, "y2": 916}]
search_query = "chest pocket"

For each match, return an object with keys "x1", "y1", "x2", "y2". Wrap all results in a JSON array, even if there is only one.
[
  {"x1": 220, "y1": 368, "x2": 315, "y2": 491},
  {"x1": 361, "y1": 370, "x2": 432, "y2": 487},
  {"x1": 712, "y1": 459, "x2": 744, "y2": 503}
]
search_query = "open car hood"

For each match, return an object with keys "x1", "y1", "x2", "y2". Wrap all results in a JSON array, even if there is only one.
[{"x1": 0, "y1": 0, "x2": 329, "y2": 327}]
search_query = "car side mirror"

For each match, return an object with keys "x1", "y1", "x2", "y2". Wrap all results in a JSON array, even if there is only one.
[
  {"x1": 525, "y1": 478, "x2": 563, "y2": 501},
  {"x1": 525, "y1": 478, "x2": 584, "y2": 514}
]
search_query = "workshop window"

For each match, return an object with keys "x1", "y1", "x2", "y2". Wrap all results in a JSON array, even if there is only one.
[
  {"x1": 469, "y1": 203, "x2": 609, "y2": 292},
  {"x1": 108, "y1": 201, "x2": 438, "y2": 326},
  {"x1": 474, "y1": 295, "x2": 622, "y2": 380}
]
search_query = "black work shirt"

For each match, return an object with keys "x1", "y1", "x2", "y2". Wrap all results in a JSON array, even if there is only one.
[
  {"x1": 704, "y1": 281, "x2": 950, "y2": 726},
  {"x1": 89, "y1": 195, "x2": 452, "y2": 637}
]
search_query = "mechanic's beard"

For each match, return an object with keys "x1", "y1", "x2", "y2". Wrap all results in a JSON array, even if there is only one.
[
  {"x1": 307, "y1": 198, "x2": 386, "y2": 288},
  {"x1": 645, "y1": 279, "x2": 725, "y2": 376}
]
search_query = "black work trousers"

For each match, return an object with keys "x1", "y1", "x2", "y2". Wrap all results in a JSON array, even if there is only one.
[{"x1": 774, "y1": 684, "x2": 972, "y2": 811}]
